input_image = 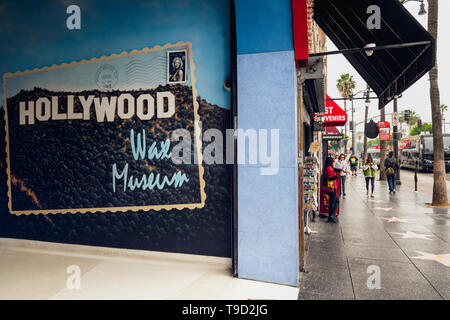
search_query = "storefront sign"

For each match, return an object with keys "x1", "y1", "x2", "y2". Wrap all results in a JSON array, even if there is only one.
[
  {"x1": 313, "y1": 112, "x2": 325, "y2": 132},
  {"x1": 3, "y1": 42, "x2": 206, "y2": 215},
  {"x1": 378, "y1": 121, "x2": 391, "y2": 141},
  {"x1": 308, "y1": 141, "x2": 321, "y2": 153},
  {"x1": 324, "y1": 94, "x2": 347, "y2": 127},
  {"x1": 313, "y1": 121, "x2": 325, "y2": 132},
  {"x1": 322, "y1": 134, "x2": 343, "y2": 140}
]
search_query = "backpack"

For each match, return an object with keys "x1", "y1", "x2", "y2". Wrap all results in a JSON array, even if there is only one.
[{"x1": 385, "y1": 157, "x2": 396, "y2": 175}]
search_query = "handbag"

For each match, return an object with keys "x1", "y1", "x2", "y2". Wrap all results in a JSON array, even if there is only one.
[{"x1": 385, "y1": 167, "x2": 394, "y2": 175}]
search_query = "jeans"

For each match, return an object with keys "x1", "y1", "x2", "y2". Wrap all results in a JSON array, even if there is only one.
[
  {"x1": 387, "y1": 174, "x2": 396, "y2": 192},
  {"x1": 365, "y1": 177, "x2": 375, "y2": 193},
  {"x1": 340, "y1": 175, "x2": 346, "y2": 195}
]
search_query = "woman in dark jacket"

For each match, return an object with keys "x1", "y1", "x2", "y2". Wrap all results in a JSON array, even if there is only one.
[{"x1": 322, "y1": 156, "x2": 339, "y2": 223}]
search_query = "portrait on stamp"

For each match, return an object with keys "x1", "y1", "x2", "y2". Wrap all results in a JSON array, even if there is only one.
[{"x1": 167, "y1": 50, "x2": 187, "y2": 84}]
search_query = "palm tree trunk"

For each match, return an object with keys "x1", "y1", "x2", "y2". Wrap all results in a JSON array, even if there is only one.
[
  {"x1": 379, "y1": 107, "x2": 387, "y2": 180},
  {"x1": 428, "y1": 0, "x2": 448, "y2": 205}
]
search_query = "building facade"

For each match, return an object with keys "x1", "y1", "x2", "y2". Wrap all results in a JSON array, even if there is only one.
[{"x1": 0, "y1": 0, "x2": 435, "y2": 287}]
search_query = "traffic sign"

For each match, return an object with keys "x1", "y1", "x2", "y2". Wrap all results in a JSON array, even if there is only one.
[{"x1": 393, "y1": 112, "x2": 398, "y2": 127}]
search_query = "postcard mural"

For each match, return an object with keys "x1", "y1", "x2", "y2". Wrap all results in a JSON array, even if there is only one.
[
  {"x1": 0, "y1": 0, "x2": 231, "y2": 257},
  {"x1": 3, "y1": 42, "x2": 205, "y2": 215}
]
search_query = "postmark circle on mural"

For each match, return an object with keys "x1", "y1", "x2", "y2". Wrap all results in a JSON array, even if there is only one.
[{"x1": 95, "y1": 64, "x2": 118, "y2": 90}]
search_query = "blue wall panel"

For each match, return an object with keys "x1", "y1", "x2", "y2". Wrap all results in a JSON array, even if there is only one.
[
  {"x1": 235, "y1": 0, "x2": 294, "y2": 55},
  {"x1": 237, "y1": 50, "x2": 298, "y2": 286}
]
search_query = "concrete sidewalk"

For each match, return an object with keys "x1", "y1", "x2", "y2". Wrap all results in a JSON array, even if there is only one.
[
  {"x1": 299, "y1": 175, "x2": 450, "y2": 300},
  {"x1": 0, "y1": 238, "x2": 299, "y2": 300}
]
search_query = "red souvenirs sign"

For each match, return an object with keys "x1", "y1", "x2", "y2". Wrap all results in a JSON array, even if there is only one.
[{"x1": 324, "y1": 94, "x2": 348, "y2": 127}]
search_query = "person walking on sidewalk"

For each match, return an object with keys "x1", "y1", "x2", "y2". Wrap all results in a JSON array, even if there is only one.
[
  {"x1": 363, "y1": 156, "x2": 378, "y2": 197},
  {"x1": 335, "y1": 153, "x2": 351, "y2": 198},
  {"x1": 322, "y1": 156, "x2": 339, "y2": 223},
  {"x1": 349, "y1": 153, "x2": 358, "y2": 176},
  {"x1": 384, "y1": 151, "x2": 397, "y2": 194}
]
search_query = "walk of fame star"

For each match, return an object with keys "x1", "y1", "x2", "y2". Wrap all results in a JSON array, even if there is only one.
[
  {"x1": 381, "y1": 217, "x2": 408, "y2": 223},
  {"x1": 368, "y1": 200, "x2": 388, "y2": 203},
  {"x1": 391, "y1": 231, "x2": 434, "y2": 240},
  {"x1": 374, "y1": 207, "x2": 395, "y2": 212},
  {"x1": 412, "y1": 251, "x2": 450, "y2": 267}
]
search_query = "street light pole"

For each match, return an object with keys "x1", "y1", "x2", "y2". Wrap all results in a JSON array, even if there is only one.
[
  {"x1": 351, "y1": 96, "x2": 356, "y2": 154},
  {"x1": 348, "y1": 89, "x2": 370, "y2": 155},
  {"x1": 393, "y1": 96, "x2": 402, "y2": 185}
]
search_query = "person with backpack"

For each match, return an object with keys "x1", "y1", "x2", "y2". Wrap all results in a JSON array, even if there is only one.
[
  {"x1": 363, "y1": 156, "x2": 378, "y2": 197},
  {"x1": 349, "y1": 153, "x2": 358, "y2": 176},
  {"x1": 384, "y1": 151, "x2": 397, "y2": 194}
]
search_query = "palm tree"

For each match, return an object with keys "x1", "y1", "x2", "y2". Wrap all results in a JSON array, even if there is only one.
[
  {"x1": 428, "y1": 0, "x2": 448, "y2": 205},
  {"x1": 399, "y1": 110, "x2": 420, "y2": 133},
  {"x1": 409, "y1": 111, "x2": 420, "y2": 126},
  {"x1": 336, "y1": 73, "x2": 356, "y2": 152}
]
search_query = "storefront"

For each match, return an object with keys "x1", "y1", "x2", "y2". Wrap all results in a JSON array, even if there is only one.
[{"x1": 0, "y1": 0, "x2": 437, "y2": 288}]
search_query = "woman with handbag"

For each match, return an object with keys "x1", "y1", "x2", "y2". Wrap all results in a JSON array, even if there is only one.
[{"x1": 322, "y1": 156, "x2": 339, "y2": 223}]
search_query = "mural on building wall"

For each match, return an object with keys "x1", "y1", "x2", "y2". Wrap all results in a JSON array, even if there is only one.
[
  {"x1": 0, "y1": 0, "x2": 231, "y2": 257},
  {"x1": 3, "y1": 42, "x2": 205, "y2": 214}
]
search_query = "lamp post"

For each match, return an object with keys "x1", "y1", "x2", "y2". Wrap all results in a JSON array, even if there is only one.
[
  {"x1": 362, "y1": 86, "x2": 371, "y2": 164},
  {"x1": 393, "y1": 95, "x2": 402, "y2": 185},
  {"x1": 350, "y1": 89, "x2": 371, "y2": 155}
]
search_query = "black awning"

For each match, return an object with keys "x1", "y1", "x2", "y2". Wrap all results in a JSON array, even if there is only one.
[{"x1": 313, "y1": 0, "x2": 435, "y2": 109}]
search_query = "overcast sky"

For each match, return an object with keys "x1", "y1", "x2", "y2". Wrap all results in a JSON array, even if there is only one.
[{"x1": 326, "y1": 1, "x2": 449, "y2": 133}]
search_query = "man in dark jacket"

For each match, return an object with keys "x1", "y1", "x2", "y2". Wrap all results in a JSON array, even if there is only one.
[{"x1": 384, "y1": 151, "x2": 397, "y2": 194}]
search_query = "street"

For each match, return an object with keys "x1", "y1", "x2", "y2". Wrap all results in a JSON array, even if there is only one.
[{"x1": 399, "y1": 168, "x2": 450, "y2": 199}]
